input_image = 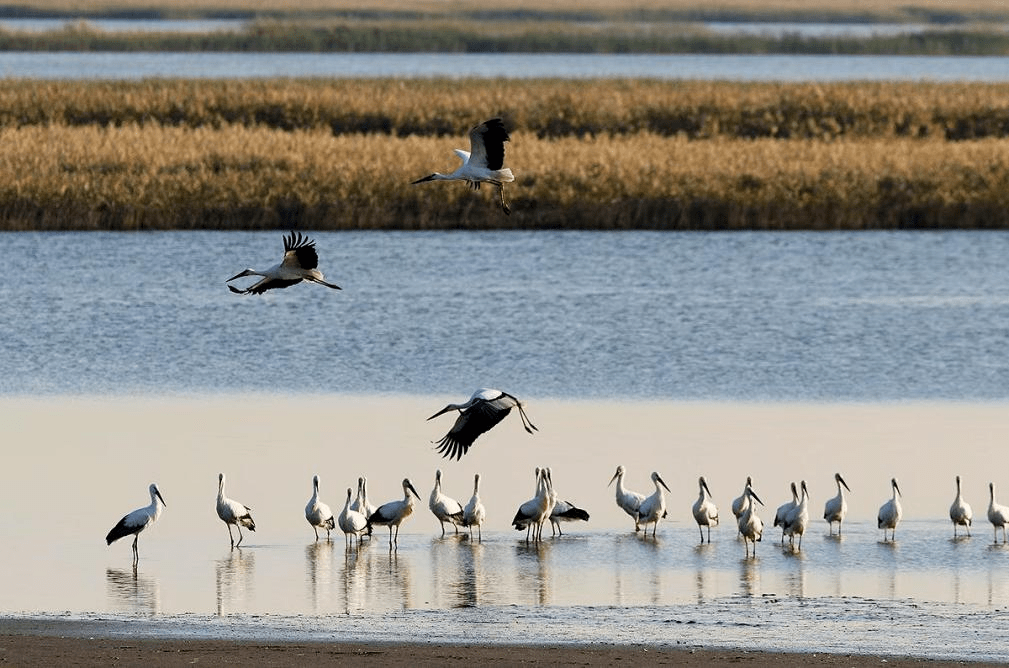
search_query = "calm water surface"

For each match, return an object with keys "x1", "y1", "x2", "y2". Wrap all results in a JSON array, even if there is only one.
[
  {"x1": 5, "y1": 230, "x2": 1009, "y2": 400},
  {"x1": 2, "y1": 52, "x2": 1009, "y2": 81}
]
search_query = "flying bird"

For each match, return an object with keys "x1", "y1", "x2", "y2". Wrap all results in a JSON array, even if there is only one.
[
  {"x1": 227, "y1": 231, "x2": 341, "y2": 295},
  {"x1": 411, "y1": 117, "x2": 515, "y2": 214},
  {"x1": 428, "y1": 388, "x2": 538, "y2": 460},
  {"x1": 105, "y1": 483, "x2": 166, "y2": 566},
  {"x1": 217, "y1": 473, "x2": 256, "y2": 548}
]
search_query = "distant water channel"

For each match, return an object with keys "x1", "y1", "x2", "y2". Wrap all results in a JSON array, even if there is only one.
[{"x1": 1, "y1": 52, "x2": 1009, "y2": 81}]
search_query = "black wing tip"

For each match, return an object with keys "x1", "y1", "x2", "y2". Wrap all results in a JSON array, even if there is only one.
[{"x1": 283, "y1": 230, "x2": 316, "y2": 252}]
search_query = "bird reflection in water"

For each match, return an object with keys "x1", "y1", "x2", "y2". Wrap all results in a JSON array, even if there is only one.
[
  {"x1": 340, "y1": 542, "x2": 369, "y2": 615},
  {"x1": 365, "y1": 548, "x2": 413, "y2": 610},
  {"x1": 515, "y1": 539, "x2": 551, "y2": 605},
  {"x1": 106, "y1": 567, "x2": 160, "y2": 616},
  {"x1": 215, "y1": 548, "x2": 255, "y2": 616},
  {"x1": 739, "y1": 556, "x2": 760, "y2": 597},
  {"x1": 784, "y1": 552, "x2": 807, "y2": 599},
  {"x1": 306, "y1": 539, "x2": 334, "y2": 612},
  {"x1": 693, "y1": 542, "x2": 714, "y2": 603},
  {"x1": 451, "y1": 540, "x2": 485, "y2": 608}
]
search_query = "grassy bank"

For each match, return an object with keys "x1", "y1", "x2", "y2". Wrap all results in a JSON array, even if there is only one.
[{"x1": 3, "y1": 79, "x2": 1009, "y2": 231}]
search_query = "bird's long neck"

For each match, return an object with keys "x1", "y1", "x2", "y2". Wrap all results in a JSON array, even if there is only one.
[
  {"x1": 344, "y1": 489, "x2": 353, "y2": 512},
  {"x1": 218, "y1": 478, "x2": 225, "y2": 501}
]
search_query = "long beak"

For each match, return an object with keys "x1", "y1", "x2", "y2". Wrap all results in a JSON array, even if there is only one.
[
  {"x1": 657, "y1": 475, "x2": 671, "y2": 493},
  {"x1": 411, "y1": 174, "x2": 437, "y2": 185},
  {"x1": 427, "y1": 404, "x2": 456, "y2": 421},
  {"x1": 407, "y1": 481, "x2": 421, "y2": 499},
  {"x1": 226, "y1": 269, "x2": 253, "y2": 282},
  {"x1": 702, "y1": 480, "x2": 712, "y2": 497},
  {"x1": 894, "y1": 481, "x2": 901, "y2": 497},
  {"x1": 839, "y1": 475, "x2": 851, "y2": 492},
  {"x1": 608, "y1": 470, "x2": 620, "y2": 487},
  {"x1": 156, "y1": 490, "x2": 166, "y2": 507},
  {"x1": 750, "y1": 490, "x2": 764, "y2": 506}
]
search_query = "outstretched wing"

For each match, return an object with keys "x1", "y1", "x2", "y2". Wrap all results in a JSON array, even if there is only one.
[
  {"x1": 282, "y1": 231, "x2": 320, "y2": 270},
  {"x1": 468, "y1": 118, "x2": 509, "y2": 171},
  {"x1": 434, "y1": 401, "x2": 512, "y2": 460}
]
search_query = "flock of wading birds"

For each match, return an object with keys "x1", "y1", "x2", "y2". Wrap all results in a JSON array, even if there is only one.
[{"x1": 101, "y1": 119, "x2": 1009, "y2": 563}]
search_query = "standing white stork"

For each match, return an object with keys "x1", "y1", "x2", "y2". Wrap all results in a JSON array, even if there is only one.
[
  {"x1": 106, "y1": 483, "x2": 166, "y2": 566},
  {"x1": 367, "y1": 478, "x2": 422, "y2": 546},
  {"x1": 217, "y1": 473, "x2": 256, "y2": 548},
  {"x1": 338, "y1": 487, "x2": 369, "y2": 546},
  {"x1": 429, "y1": 469, "x2": 465, "y2": 537},
  {"x1": 949, "y1": 475, "x2": 973, "y2": 538},
  {"x1": 783, "y1": 480, "x2": 810, "y2": 550},
  {"x1": 737, "y1": 486, "x2": 765, "y2": 557},
  {"x1": 608, "y1": 465, "x2": 647, "y2": 532},
  {"x1": 692, "y1": 476, "x2": 719, "y2": 543},
  {"x1": 637, "y1": 471, "x2": 672, "y2": 537},
  {"x1": 226, "y1": 231, "x2": 341, "y2": 295},
  {"x1": 463, "y1": 473, "x2": 487, "y2": 541},
  {"x1": 877, "y1": 477, "x2": 902, "y2": 541},
  {"x1": 987, "y1": 482, "x2": 1009, "y2": 544},
  {"x1": 411, "y1": 117, "x2": 515, "y2": 214},
  {"x1": 823, "y1": 472, "x2": 851, "y2": 535},
  {"x1": 546, "y1": 468, "x2": 590, "y2": 536},
  {"x1": 305, "y1": 474, "x2": 335, "y2": 541},
  {"x1": 512, "y1": 467, "x2": 553, "y2": 541},
  {"x1": 428, "y1": 388, "x2": 538, "y2": 460},
  {"x1": 732, "y1": 476, "x2": 754, "y2": 536},
  {"x1": 350, "y1": 476, "x2": 377, "y2": 520},
  {"x1": 773, "y1": 482, "x2": 799, "y2": 544}
]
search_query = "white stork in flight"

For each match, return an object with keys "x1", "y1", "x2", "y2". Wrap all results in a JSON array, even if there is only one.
[
  {"x1": 411, "y1": 117, "x2": 515, "y2": 215},
  {"x1": 427, "y1": 388, "x2": 538, "y2": 460},
  {"x1": 227, "y1": 231, "x2": 341, "y2": 295}
]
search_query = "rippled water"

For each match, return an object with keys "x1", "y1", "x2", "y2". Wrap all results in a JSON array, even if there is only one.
[{"x1": 6, "y1": 230, "x2": 1009, "y2": 401}]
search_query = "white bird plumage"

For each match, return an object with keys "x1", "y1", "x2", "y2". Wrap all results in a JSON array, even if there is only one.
[
  {"x1": 608, "y1": 465, "x2": 647, "y2": 532},
  {"x1": 987, "y1": 482, "x2": 1009, "y2": 544},
  {"x1": 367, "y1": 478, "x2": 422, "y2": 546},
  {"x1": 692, "y1": 476, "x2": 719, "y2": 543},
  {"x1": 350, "y1": 476, "x2": 377, "y2": 519},
  {"x1": 427, "y1": 388, "x2": 538, "y2": 460},
  {"x1": 773, "y1": 481, "x2": 799, "y2": 544},
  {"x1": 823, "y1": 472, "x2": 851, "y2": 535},
  {"x1": 783, "y1": 480, "x2": 810, "y2": 550},
  {"x1": 512, "y1": 467, "x2": 554, "y2": 541},
  {"x1": 737, "y1": 486, "x2": 765, "y2": 557},
  {"x1": 877, "y1": 477, "x2": 902, "y2": 541},
  {"x1": 636, "y1": 471, "x2": 671, "y2": 537},
  {"x1": 305, "y1": 474, "x2": 335, "y2": 541},
  {"x1": 217, "y1": 472, "x2": 256, "y2": 548},
  {"x1": 732, "y1": 476, "x2": 754, "y2": 536},
  {"x1": 429, "y1": 469, "x2": 465, "y2": 537},
  {"x1": 226, "y1": 230, "x2": 341, "y2": 295},
  {"x1": 546, "y1": 468, "x2": 590, "y2": 536},
  {"x1": 411, "y1": 117, "x2": 515, "y2": 214},
  {"x1": 949, "y1": 475, "x2": 973, "y2": 538},
  {"x1": 463, "y1": 473, "x2": 487, "y2": 541},
  {"x1": 105, "y1": 483, "x2": 166, "y2": 566},
  {"x1": 338, "y1": 487, "x2": 369, "y2": 546}
]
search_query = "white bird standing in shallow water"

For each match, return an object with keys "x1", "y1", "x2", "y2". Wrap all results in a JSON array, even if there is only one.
[
  {"x1": 411, "y1": 117, "x2": 515, "y2": 214},
  {"x1": 877, "y1": 477, "x2": 902, "y2": 541},
  {"x1": 637, "y1": 471, "x2": 672, "y2": 537},
  {"x1": 823, "y1": 472, "x2": 851, "y2": 535},
  {"x1": 512, "y1": 467, "x2": 553, "y2": 541},
  {"x1": 427, "y1": 388, "x2": 538, "y2": 460},
  {"x1": 608, "y1": 465, "x2": 646, "y2": 532},
  {"x1": 463, "y1": 473, "x2": 486, "y2": 541},
  {"x1": 429, "y1": 469, "x2": 465, "y2": 537},
  {"x1": 338, "y1": 487, "x2": 369, "y2": 546},
  {"x1": 773, "y1": 482, "x2": 799, "y2": 544},
  {"x1": 305, "y1": 474, "x2": 335, "y2": 541},
  {"x1": 217, "y1": 473, "x2": 256, "y2": 548},
  {"x1": 732, "y1": 476, "x2": 754, "y2": 536},
  {"x1": 367, "y1": 478, "x2": 422, "y2": 546},
  {"x1": 949, "y1": 475, "x2": 973, "y2": 538},
  {"x1": 546, "y1": 468, "x2": 590, "y2": 536},
  {"x1": 350, "y1": 476, "x2": 377, "y2": 520},
  {"x1": 737, "y1": 486, "x2": 765, "y2": 557},
  {"x1": 105, "y1": 483, "x2": 166, "y2": 566},
  {"x1": 783, "y1": 480, "x2": 810, "y2": 550},
  {"x1": 692, "y1": 476, "x2": 719, "y2": 543},
  {"x1": 226, "y1": 230, "x2": 341, "y2": 295},
  {"x1": 987, "y1": 482, "x2": 1009, "y2": 544}
]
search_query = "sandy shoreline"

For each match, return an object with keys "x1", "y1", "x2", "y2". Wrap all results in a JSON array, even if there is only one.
[{"x1": 1, "y1": 619, "x2": 1003, "y2": 667}]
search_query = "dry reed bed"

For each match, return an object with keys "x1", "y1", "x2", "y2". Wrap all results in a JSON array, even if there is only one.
[
  {"x1": 3, "y1": 125, "x2": 1008, "y2": 230},
  {"x1": 3, "y1": 79, "x2": 1009, "y2": 140}
]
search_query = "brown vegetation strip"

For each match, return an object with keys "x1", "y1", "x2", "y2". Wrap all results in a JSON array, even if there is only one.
[{"x1": 3, "y1": 79, "x2": 1009, "y2": 230}]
